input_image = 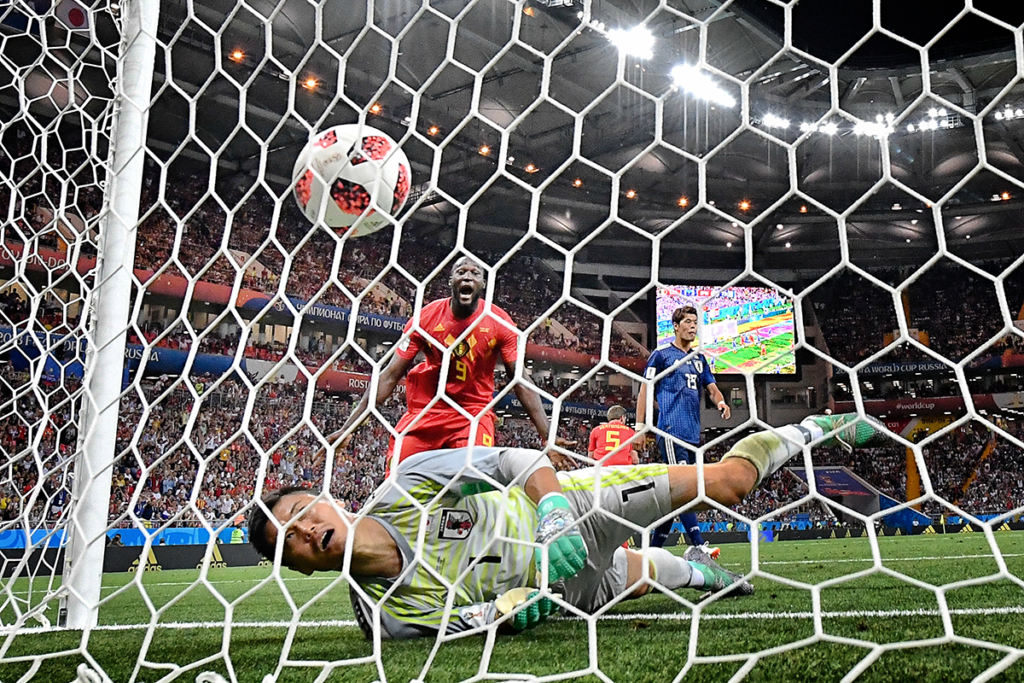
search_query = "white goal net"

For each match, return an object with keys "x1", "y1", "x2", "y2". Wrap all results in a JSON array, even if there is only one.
[{"x1": 2, "y1": 0, "x2": 1024, "y2": 681}]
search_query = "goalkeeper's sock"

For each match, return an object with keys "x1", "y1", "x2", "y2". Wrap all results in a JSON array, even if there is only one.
[
  {"x1": 801, "y1": 413, "x2": 886, "y2": 452},
  {"x1": 721, "y1": 425, "x2": 809, "y2": 486},
  {"x1": 679, "y1": 511, "x2": 704, "y2": 546},
  {"x1": 648, "y1": 547, "x2": 706, "y2": 589}
]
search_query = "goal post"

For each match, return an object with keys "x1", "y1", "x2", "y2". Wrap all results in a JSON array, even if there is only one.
[{"x1": 60, "y1": 0, "x2": 159, "y2": 630}]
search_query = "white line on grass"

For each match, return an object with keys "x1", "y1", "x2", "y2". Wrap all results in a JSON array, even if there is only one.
[
  {"x1": 5, "y1": 553, "x2": 1023, "y2": 597},
  {"x1": 82, "y1": 551, "x2": 1024, "y2": 588},
  {"x1": 5, "y1": 605, "x2": 1024, "y2": 635},
  {"x1": 595, "y1": 605, "x2": 1024, "y2": 621},
  {"x1": 746, "y1": 552, "x2": 1024, "y2": 567}
]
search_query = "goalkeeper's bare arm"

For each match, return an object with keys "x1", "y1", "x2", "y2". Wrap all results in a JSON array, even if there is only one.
[{"x1": 248, "y1": 413, "x2": 883, "y2": 639}]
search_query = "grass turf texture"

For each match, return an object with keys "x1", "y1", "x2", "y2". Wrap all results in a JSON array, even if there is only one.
[
  {"x1": 709, "y1": 331, "x2": 795, "y2": 374},
  {"x1": 2, "y1": 533, "x2": 1022, "y2": 682}
]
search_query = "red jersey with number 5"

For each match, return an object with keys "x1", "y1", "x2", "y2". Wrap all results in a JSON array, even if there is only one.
[
  {"x1": 588, "y1": 422, "x2": 636, "y2": 466},
  {"x1": 395, "y1": 298, "x2": 519, "y2": 415}
]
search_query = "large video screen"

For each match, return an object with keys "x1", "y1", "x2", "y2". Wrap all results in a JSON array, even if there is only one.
[{"x1": 655, "y1": 285, "x2": 796, "y2": 375}]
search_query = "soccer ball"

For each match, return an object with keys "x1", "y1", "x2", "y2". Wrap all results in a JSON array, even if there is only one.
[{"x1": 292, "y1": 124, "x2": 412, "y2": 236}]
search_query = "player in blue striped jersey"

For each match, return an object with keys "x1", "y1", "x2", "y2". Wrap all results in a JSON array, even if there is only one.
[{"x1": 636, "y1": 305, "x2": 731, "y2": 553}]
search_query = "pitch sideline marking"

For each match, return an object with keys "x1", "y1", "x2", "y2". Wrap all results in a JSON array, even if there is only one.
[
  {"x1": 751, "y1": 552, "x2": 1024, "y2": 567},
  {"x1": 111, "y1": 551, "x2": 1024, "y2": 589},
  {"x1": 6, "y1": 605, "x2": 1024, "y2": 635},
  {"x1": 3, "y1": 552, "x2": 1022, "y2": 597},
  {"x1": 109, "y1": 551, "x2": 1024, "y2": 588}
]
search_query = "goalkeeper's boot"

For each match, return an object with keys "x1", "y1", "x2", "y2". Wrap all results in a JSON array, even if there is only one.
[
  {"x1": 684, "y1": 545, "x2": 754, "y2": 596},
  {"x1": 801, "y1": 413, "x2": 886, "y2": 453}
]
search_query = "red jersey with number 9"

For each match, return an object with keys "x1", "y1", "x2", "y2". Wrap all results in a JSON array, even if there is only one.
[
  {"x1": 395, "y1": 298, "x2": 519, "y2": 415},
  {"x1": 588, "y1": 422, "x2": 636, "y2": 466}
]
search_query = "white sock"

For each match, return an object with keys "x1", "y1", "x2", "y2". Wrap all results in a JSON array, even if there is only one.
[
  {"x1": 799, "y1": 418, "x2": 825, "y2": 442},
  {"x1": 686, "y1": 562, "x2": 706, "y2": 588},
  {"x1": 648, "y1": 547, "x2": 703, "y2": 589}
]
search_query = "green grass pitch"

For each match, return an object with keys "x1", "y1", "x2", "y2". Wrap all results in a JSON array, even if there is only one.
[
  {"x1": 711, "y1": 332, "x2": 795, "y2": 373},
  {"x1": 2, "y1": 532, "x2": 1023, "y2": 682}
]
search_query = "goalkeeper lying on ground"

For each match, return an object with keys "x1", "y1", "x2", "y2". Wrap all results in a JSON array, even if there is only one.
[{"x1": 248, "y1": 413, "x2": 883, "y2": 639}]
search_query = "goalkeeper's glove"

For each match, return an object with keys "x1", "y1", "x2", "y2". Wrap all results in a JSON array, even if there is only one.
[
  {"x1": 495, "y1": 587, "x2": 559, "y2": 632},
  {"x1": 534, "y1": 492, "x2": 587, "y2": 583}
]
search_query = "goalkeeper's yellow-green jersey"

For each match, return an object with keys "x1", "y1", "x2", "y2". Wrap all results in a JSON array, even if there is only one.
[{"x1": 349, "y1": 446, "x2": 547, "y2": 639}]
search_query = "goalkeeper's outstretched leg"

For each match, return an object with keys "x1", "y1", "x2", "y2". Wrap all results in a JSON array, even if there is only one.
[
  {"x1": 664, "y1": 412, "x2": 886, "y2": 514},
  {"x1": 612, "y1": 413, "x2": 885, "y2": 602}
]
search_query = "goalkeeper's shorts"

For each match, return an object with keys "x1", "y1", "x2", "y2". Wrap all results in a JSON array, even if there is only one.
[{"x1": 554, "y1": 464, "x2": 675, "y2": 612}]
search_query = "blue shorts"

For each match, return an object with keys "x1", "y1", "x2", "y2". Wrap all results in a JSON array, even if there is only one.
[{"x1": 657, "y1": 436, "x2": 697, "y2": 465}]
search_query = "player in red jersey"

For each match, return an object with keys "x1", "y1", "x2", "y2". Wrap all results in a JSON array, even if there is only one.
[
  {"x1": 590, "y1": 405, "x2": 640, "y2": 548},
  {"x1": 330, "y1": 256, "x2": 575, "y2": 469},
  {"x1": 588, "y1": 406, "x2": 639, "y2": 466}
]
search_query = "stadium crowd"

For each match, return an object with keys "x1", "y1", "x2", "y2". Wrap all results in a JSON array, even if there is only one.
[
  {"x1": 808, "y1": 264, "x2": 1024, "y2": 367},
  {"x1": 128, "y1": 165, "x2": 642, "y2": 359},
  {"x1": 6, "y1": 125, "x2": 1024, "y2": 540},
  {"x1": 124, "y1": 321, "x2": 370, "y2": 374},
  {"x1": 2, "y1": 360, "x2": 1023, "y2": 533},
  {"x1": 958, "y1": 421, "x2": 1024, "y2": 516}
]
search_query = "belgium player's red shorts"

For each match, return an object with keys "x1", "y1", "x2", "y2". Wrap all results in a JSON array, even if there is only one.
[{"x1": 386, "y1": 409, "x2": 496, "y2": 470}]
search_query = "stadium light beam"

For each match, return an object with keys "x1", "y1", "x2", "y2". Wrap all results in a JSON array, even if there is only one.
[
  {"x1": 763, "y1": 113, "x2": 790, "y2": 129},
  {"x1": 857, "y1": 113, "x2": 896, "y2": 137},
  {"x1": 671, "y1": 64, "x2": 736, "y2": 108},
  {"x1": 607, "y1": 26, "x2": 654, "y2": 60}
]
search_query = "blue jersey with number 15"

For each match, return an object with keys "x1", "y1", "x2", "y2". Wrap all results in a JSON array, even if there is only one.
[{"x1": 643, "y1": 344, "x2": 716, "y2": 445}]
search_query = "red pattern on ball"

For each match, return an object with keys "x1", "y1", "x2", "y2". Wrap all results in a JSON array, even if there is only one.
[
  {"x1": 294, "y1": 169, "x2": 314, "y2": 208},
  {"x1": 330, "y1": 178, "x2": 373, "y2": 216},
  {"x1": 314, "y1": 130, "x2": 337, "y2": 148},
  {"x1": 361, "y1": 136, "x2": 392, "y2": 160},
  {"x1": 350, "y1": 136, "x2": 392, "y2": 165},
  {"x1": 392, "y1": 163, "x2": 410, "y2": 215}
]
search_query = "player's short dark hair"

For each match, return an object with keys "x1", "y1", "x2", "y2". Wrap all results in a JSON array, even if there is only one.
[
  {"x1": 248, "y1": 485, "x2": 312, "y2": 560},
  {"x1": 607, "y1": 405, "x2": 626, "y2": 421},
  {"x1": 450, "y1": 254, "x2": 485, "y2": 277},
  {"x1": 673, "y1": 305, "x2": 698, "y2": 325}
]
